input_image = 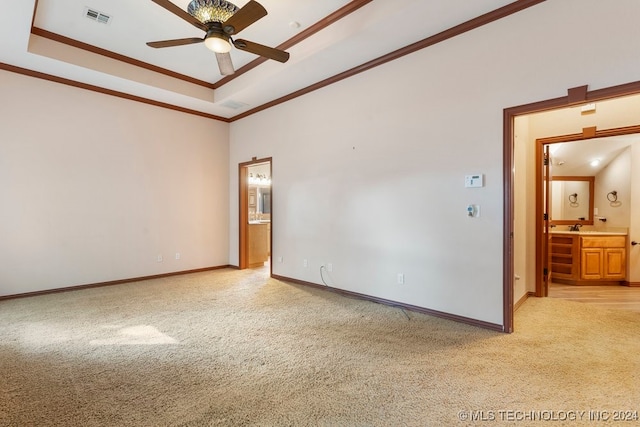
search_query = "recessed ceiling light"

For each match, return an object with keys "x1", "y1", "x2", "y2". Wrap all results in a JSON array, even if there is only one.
[
  {"x1": 590, "y1": 159, "x2": 601, "y2": 167},
  {"x1": 289, "y1": 21, "x2": 301, "y2": 29}
]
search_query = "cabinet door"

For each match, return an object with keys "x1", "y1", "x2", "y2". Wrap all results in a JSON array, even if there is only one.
[
  {"x1": 581, "y1": 248, "x2": 603, "y2": 280},
  {"x1": 248, "y1": 224, "x2": 268, "y2": 266},
  {"x1": 603, "y1": 248, "x2": 626, "y2": 280}
]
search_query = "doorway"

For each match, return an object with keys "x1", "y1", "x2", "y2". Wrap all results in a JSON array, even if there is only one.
[
  {"x1": 534, "y1": 128, "x2": 640, "y2": 298},
  {"x1": 504, "y1": 82, "x2": 640, "y2": 333},
  {"x1": 239, "y1": 157, "x2": 272, "y2": 272}
]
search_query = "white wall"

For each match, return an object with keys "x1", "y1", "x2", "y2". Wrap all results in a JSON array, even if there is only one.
[
  {"x1": 248, "y1": 163, "x2": 271, "y2": 179},
  {"x1": 513, "y1": 116, "x2": 532, "y2": 303},
  {"x1": 229, "y1": 0, "x2": 640, "y2": 326},
  {"x1": 0, "y1": 70, "x2": 230, "y2": 296},
  {"x1": 595, "y1": 148, "x2": 631, "y2": 228},
  {"x1": 630, "y1": 145, "x2": 640, "y2": 283}
]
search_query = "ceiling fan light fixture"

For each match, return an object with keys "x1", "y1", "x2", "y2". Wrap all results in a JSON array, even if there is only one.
[
  {"x1": 187, "y1": 0, "x2": 239, "y2": 24},
  {"x1": 204, "y1": 34, "x2": 232, "y2": 53},
  {"x1": 148, "y1": 0, "x2": 289, "y2": 75}
]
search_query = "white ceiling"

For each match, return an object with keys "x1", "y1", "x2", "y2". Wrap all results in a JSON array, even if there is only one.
[
  {"x1": 2, "y1": 0, "x2": 518, "y2": 119},
  {"x1": 550, "y1": 135, "x2": 640, "y2": 177}
]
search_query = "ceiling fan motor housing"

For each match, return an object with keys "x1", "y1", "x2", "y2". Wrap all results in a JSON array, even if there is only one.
[{"x1": 206, "y1": 22, "x2": 228, "y2": 39}]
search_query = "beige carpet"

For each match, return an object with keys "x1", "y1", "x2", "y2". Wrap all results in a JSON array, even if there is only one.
[{"x1": 1, "y1": 267, "x2": 639, "y2": 426}]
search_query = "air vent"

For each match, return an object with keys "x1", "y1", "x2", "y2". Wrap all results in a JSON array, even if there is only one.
[
  {"x1": 84, "y1": 6, "x2": 112, "y2": 24},
  {"x1": 220, "y1": 100, "x2": 249, "y2": 110}
]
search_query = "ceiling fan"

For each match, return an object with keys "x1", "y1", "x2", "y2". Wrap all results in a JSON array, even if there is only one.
[{"x1": 147, "y1": 0, "x2": 290, "y2": 76}]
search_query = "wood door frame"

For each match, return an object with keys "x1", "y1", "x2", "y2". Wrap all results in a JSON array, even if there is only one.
[
  {"x1": 238, "y1": 157, "x2": 273, "y2": 272},
  {"x1": 541, "y1": 144, "x2": 552, "y2": 296},
  {"x1": 503, "y1": 81, "x2": 640, "y2": 333}
]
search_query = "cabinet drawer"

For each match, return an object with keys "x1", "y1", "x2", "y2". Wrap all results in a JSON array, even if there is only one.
[{"x1": 580, "y1": 236, "x2": 626, "y2": 248}]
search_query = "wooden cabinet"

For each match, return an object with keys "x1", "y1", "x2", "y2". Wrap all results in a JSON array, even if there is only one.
[
  {"x1": 248, "y1": 223, "x2": 268, "y2": 267},
  {"x1": 550, "y1": 234, "x2": 579, "y2": 281},
  {"x1": 580, "y1": 236, "x2": 626, "y2": 282},
  {"x1": 550, "y1": 233, "x2": 627, "y2": 285}
]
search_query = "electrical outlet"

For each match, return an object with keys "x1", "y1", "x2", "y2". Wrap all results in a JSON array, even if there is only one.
[
  {"x1": 278, "y1": 256, "x2": 283, "y2": 263},
  {"x1": 327, "y1": 263, "x2": 333, "y2": 272},
  {"x1": 303, "y1": 259, "x2": 308, "y2": 268},
  {"x1": 175, "y1": 252, "x2": 181, "y2": 260},
  {"x1": 157, "y1": 254, "x2": 163, "y2": 263},
  {"x1": 397, "y1": 273, "x2": 404, "y2": 285}
]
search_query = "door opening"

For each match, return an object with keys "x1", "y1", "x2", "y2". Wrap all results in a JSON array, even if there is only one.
[
  {"x1": 239, "y1": 158, "x2": 272, "y2": 273},
  {"x1": 504, "y1": 82, "x2": 640, "y2": 333},
  {"x1": 534, "y1": 126, "x2": 640, "y2": 296}
]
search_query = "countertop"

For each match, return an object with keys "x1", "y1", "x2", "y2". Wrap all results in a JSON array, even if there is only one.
[{"x1": 550, "y1": 227, "x2": 627, "y2": 236}]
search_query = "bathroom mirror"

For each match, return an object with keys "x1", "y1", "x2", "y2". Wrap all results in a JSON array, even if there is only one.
[
  {"x1": 258, "y1": 188, "x2": 271, "y2": 214},
  {"x1": 550, "y1": 176, "x2": 595, "y2": 225}
]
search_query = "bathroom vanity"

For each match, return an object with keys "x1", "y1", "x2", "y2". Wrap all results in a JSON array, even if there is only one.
[
  {"x1": 550, "y1": 230, "x2": 627, "y2": 285},
  {"x1": 248, "y1": 222, "x2": 269, "y2": 267}
]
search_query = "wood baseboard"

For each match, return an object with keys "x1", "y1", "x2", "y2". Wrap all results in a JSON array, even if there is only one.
[
  {"x1": 0, "y1": 265, "x2": 233, "y2": 301},
  {"x1": 624, "y1": 281, "x2": 640, "y2": 287},
  {"x1": 514, "y1": 291, "x2": 534, "y2": 311},
  {"x1": 271, "y1": 274, "x2": 504, "y2": 332}
]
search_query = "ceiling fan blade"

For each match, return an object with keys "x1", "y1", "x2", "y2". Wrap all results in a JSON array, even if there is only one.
[
  {"x1": 150, "y1": 0, "x2": 208, "y2": 32},
  {"x1": 233, "y1": 39, "x2": 290, "y2": 63},
  {"x1": 222, "y1": 0, "x2": 267, "y2": 35},
  {"x1": 147, "y1": 38, "x2": 204, "y2": 48},
  {"x1": 215, "y1": 52, "x2": 235, "y2": 76}
]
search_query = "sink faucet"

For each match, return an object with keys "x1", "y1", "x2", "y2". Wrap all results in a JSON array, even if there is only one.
[{"x1": 569, "y1": 223, "x2": 582, "y2": 232}]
